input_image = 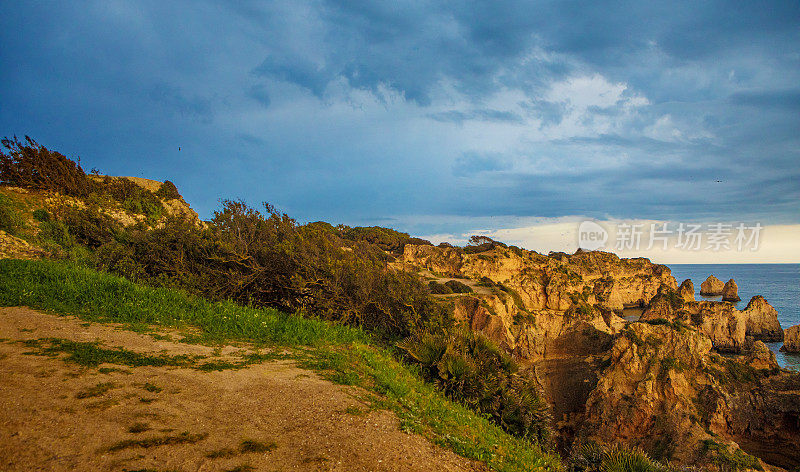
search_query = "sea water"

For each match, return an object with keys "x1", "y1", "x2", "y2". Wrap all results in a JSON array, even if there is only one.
[{"x1": 667, "y1": 264, "x2": 800, "y2": 371}]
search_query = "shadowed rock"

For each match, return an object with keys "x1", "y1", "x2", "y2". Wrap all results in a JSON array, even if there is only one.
[
  {"x1": 678, "y1": 279, "x2": 695, "y2": 302},
  {"x1": 781, "y1": 324, "x2": 800, "y2": 353},
  {"x1": 722, "y1": 279, "x2": 741, "y2": 302}
]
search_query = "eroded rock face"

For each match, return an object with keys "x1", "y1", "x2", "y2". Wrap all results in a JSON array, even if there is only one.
[
  {"x1": 722, "y1": 279, "x2": 741, "y2": 302},
  {"x1": 641, "y1": 295, "x2": 783, "y2": 353},
  {"x1": 741, "y1": 296, "x2": 784, "y2": 342},
  {"x1": 747, "y1": 341, "x2": 779, "y2": 370},
  {"x1": 700, "y1": 275, "x2": 724, "y2": 295},
  {"x1": 581, "y1": 323, "x2": 720, "y2": 464},
  {"x1": 780, "y1": 324, "x2": 800, "y2": 353},
  {"x1": 404, "y1": 245, "x2": 675, "y2": 313},
  {"x1": 582, "y1": 323, "x2": 800, "y2": 469},
  {"x1": 678, "y1": 279, "x2": 695, "y2": 302}
]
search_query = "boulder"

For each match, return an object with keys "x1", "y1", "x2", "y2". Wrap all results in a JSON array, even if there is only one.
[
  {"x1": 741, "y1": 296, "x2": 784, "y2": 342},
  {"x1": 722, "y1": 279, "x2": 741, "y2": 302},
  {"x1": 780, "y1": 324, "x2": 800, "y2": 353},
  {"x1": 700, "y1": 275, "x2": 724, "y2": 296},
  {"x1": 747, "y1": 341, "x2": 779, "y2": 370},
  {"x1": 678, "y1": 278, "x2": 695, "y2": 302}
]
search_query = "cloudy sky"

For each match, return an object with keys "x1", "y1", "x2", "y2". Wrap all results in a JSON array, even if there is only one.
[{"x1": 1, "y1": 1, "x2": 799, "y2": 262}]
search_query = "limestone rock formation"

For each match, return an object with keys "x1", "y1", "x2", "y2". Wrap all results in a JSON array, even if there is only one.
[
  {"x1": 700, "y1": 275, "x2": 724, "y2": 295},
  {"x1": 582, "y1": 323, "x2": 800, "y2": 469},
  {"x1": 678, "y1": 278, "x2": 695, "y2": 302},
  {"x1": 747, "y1": 341, "x2": 779, "y2": 370},
  {"x1": 780, "y1": 324, "x2": 800, "y2": 353},
  {"x1": 740, "y1": 295, "x2": 784, "y2": 342},
  {"x1": 403, "y1": 245, "x2": 675, "y2": 313},
  {"x1": 722, "y1": 278, "x2": 741, "y2": 302}
]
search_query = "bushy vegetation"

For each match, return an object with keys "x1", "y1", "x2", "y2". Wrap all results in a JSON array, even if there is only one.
[
  {"x1": 1, "y1": 136, "x2": 94, "y2": 197},
  {"x1": 699, "y1": 440, "x2": 762, "y2": 472},
  {"x1": 397, "y1": 329, "x2": 552, "y2": 443},
  {"x1": 0, "y1": 194, "x2": 24, "y2": 234},
  {"x1": 93, "y1": 200, "x2": 449, "y2": 339},
  {"x1": 463, "y1": 235, "x2": 507, "y2": 254},
  {"x1": 568, "y1": 442, "x2": 671, "y2": 472},
  {"x1": 338, "y1": 225, "x2": 432, "y2": 254},
  {"x1": 1, "y1": 136, "x2": 166, "y2": 220},
  {"x1": 445, "y1": 279, "x2": 473, "y2": 293},
  {"x1": 155, "y1": 180, "x2": 182, "y2": 200},
  {"x1": 429, "y1": 280, "x2": 454, "y2": 294}
]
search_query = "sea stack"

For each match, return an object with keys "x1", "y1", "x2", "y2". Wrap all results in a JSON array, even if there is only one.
[
  {"x1": 678, "y1": 279, "x2": 695, "y2": 302},
  {"x1": 722, "y1": 279, "x2": 741, "y2": 302},
  {"x1": 781, "y1": 324, "x2": 800, "y2": 353},
  {"x1": 700, "y1": 275, "x2": 724, "y2": 296}
]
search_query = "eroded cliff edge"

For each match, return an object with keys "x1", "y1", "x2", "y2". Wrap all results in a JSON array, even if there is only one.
[{"x1": 402, "y1": 243, "x2": 800, "y2": 470}]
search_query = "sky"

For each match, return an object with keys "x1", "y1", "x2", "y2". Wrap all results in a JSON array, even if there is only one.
[{"x1": 1, "y1": 1, "x2": 799, "y2": 262}]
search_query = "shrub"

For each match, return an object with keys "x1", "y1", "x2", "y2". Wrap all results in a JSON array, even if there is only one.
[
  {"x1": 568, "y1": 442, "x2": 665, "y2": 472},
  {"x1": 700, "y1": 440, "x2": 762, "y2": 472},
  {"x1": 339, "y1": 225, "x2": 432, "y2": 254},
  {"x1": 38, "y1": 220, "x2": 75, "y2": 250},
  {"x1": 62, "y1": 206, "x2": 122, "y2": 249},
  {"x1": 444, "y1": 279, "x2": 473, "y2": 293},
  {"x1": 32, "y1": 208, "x2": 50, "y2": 222},
  {"x1": 93, "y1": 200, "x2": 450, "y2": 339},
  {"x1": 99, "y1": 177, "x2": 164, "y2": 220},
  {"x1": 155, "y1": 180, "x2": 181, "y2": 200},
  {"x1": 397, "y1": 329, "x2": 551, "y2": 443},
  {"x1": 429, "y1": 281, "x2": 453, "y2": 294},
  {"x1": 0, "y1": 194, "x2": 24, "y2": 234},
  {"x1": 0, "y1": 136, "x2": 95, "y2": 197}
]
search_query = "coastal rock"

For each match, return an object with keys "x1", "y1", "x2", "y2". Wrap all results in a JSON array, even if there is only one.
[
  {"x1": 740, "y1": 296, "x2": 783, "y2": 342},
  {"x1": 678, "y1": 279, "x2": 695, "y2": 302},
  {"x1": 583, "y1": 322, "x2": 800, "y2": 469},
  {"x1": 747, "y1": 341, "x2": 779, "y2": 370},
  {"x1": 780, "y1": 324, "x2": 800, "y2": 353},
  {"x1": 403, "y1": 245, "x2": 675, "y2": 313},
  {"x1": 700, "y1": 275, "x2": 724, "y2": 296},
  {"x1": 684, "y1": 301, "x2": 749, "y2": 353},
  {"x1": 581, "y1": 323, "x2": 721, "y2": 464},
  {"x1": 722, "y1": 279, "x2": 741, "y2": 302}
]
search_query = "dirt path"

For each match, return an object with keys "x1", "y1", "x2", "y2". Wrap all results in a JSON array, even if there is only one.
[{"x1": 0, "y1": 307, "x2": 486, "y2": 472}]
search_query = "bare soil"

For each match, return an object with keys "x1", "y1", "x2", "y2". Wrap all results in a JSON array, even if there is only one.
[{"x1": 0, "y1": 307, "x2": 487, "y2": 472}]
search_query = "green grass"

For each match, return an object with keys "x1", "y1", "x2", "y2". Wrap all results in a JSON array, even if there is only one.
[{"x1": 0, "y1": 259, "x2": 560, "y2": 472}]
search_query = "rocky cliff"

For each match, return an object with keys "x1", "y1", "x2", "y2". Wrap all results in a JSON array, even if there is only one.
[
  {"x1": 404, "y1": 245, "x2": 675, "y2": 313},
  {"x1": 403, "y1": 244, "x2": 798, "y2": 470}
]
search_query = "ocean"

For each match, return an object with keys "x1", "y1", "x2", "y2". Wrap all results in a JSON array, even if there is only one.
[{"x1": 667, "y1": 264, "x2": 800, "y2": 371}]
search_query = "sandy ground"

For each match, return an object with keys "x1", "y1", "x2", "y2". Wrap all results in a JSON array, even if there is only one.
[{"x1": 0, "y1": 307, "x2": 487, "y2": 472}]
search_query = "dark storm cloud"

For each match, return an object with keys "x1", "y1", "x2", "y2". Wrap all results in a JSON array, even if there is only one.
[{"x1": 1, "y1": 0, "x2": 798, "y2": 238}]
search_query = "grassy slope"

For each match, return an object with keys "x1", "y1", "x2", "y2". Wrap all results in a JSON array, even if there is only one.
[{"x1": 0, "y1": 258, "x2": 560, "y2": 472}]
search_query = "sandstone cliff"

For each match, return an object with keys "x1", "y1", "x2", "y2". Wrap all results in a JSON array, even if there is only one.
[
  {"x1": 678, "y1": 278, "x2": 695, "y2": 302},
  {"x1": 581, "y1": 323, "x2": 799, "y2": 469},
  {"x1": 780, "y1": 324, "x2": 800, "y2": 353},
  {"x1": 404, "y1": 245, "x2": 675, "y2": 313}
]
